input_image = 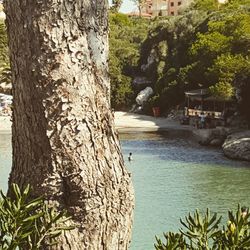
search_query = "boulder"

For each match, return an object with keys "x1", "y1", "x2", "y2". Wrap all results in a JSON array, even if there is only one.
[
  {"x1": 222, "y1": 131, "x2": 250, "y2": 161},
  {"x1": 135, "y1": 87, "x2": 153, "y2": 106},
  {"x1": 210, "y1": 138, "x2": 224, "y2": 147}
]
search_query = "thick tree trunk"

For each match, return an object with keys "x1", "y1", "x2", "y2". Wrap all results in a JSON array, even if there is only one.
[{"x1": 4, "y1": 0, "x2": 134, "y2": 249}]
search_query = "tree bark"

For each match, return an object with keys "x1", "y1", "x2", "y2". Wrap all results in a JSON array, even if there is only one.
[{"x1": 4, "y1": 0, "x2": 134, "y2": 249}]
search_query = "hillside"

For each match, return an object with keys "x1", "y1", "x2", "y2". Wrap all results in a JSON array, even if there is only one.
[{"x1": 109, "y1": 0, "x2": 250, "y2": 126}]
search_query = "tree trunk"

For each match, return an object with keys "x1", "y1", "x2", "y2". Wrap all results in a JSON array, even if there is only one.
[{"x1": 4, "y1": 0, "x2": 134, "y2": 249}]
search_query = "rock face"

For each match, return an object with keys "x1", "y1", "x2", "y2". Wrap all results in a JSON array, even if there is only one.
[
  {"x1": 136, "y1": 87, "x2": 153, "y2": 106},
  {"x1": 141, "y1": 49, "x2": 157, "y2": 72},
  {"x1": 223, "y1": 131, "x2": 250, "y2": 161}
]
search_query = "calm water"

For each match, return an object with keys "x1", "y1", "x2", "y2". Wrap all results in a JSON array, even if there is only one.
[
  {"x1": 1, "y1": 131, "x2": 250, "y2": 250},
  {"x1": 0, "y1": 133, "x2": 11, "y2": 192},
  {"x1": 120, "y1": 131, "x2": 250, "y2": 250}
]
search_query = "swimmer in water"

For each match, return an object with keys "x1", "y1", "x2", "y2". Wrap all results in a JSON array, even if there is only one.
[{"x1": 128, "y1": 152, "x2": 133, "y2": 161}]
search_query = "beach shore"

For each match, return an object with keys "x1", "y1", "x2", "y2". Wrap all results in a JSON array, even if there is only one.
[
  {"x1": 114, "y1": 111, "x2": 191, "y2": 132},
  {"x1": 0, "y1": 116, "x2": 11, "y2": 133},
  {"x1": 0, "y1": 111, "x2": 191, "y2": 133}
]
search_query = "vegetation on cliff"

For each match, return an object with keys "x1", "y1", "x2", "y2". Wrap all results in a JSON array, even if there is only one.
[
  {"x1": 109, "y1": 13, "x2": 150, "y2": 109},
  {"x1": 109, "y1": 0, "x2": 250, "y2": 124}
]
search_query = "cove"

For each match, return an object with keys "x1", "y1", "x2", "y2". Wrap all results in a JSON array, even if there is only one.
[{"x1": 1, "y1": 131, "x2": 250, "y2": 249}]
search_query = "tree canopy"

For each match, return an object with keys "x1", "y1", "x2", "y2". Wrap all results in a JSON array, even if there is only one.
[
  {"x1": 109, "y1": 13, "x2": 149, "y2": 110},
  {"x1": 108, "y1": 0, "x2": 250, "y2": 122}
]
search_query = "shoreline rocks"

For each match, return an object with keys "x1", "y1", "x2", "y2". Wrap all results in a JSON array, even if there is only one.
[
  {"x1": 194, "y1": 127, "x2": 250, "y2": 162},
  {"x1": 192, "y1": 127, "x2": 228, "y2": 147},
  {"x1": 222, "y1": 131, "x2": 250, "y2": 161}
]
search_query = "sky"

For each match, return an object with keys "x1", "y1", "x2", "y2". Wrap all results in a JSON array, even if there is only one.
[
  {"x1": 120, "y1": 0, "x2": 137, "y2": 13},
  {"x1": 108, "y1": 0, "x2": 137, "y2": 13}
]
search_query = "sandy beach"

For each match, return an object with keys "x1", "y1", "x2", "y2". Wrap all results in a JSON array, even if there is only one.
[
  {"x1": 114, "y1": 111, "x2": 191, "y2": 132},
  {"x1": 0, "y1": 111, "x2": 191, "y2": 133},
  {"x1": 0, "y1": 116, "x2": 11, "y2": 133}
]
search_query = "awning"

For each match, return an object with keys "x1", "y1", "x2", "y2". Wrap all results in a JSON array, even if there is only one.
[
  {"x1": 185, "y1": 88, "x2": 209, "y2": 97},
  {"x1": 185, "y1": 89, "x2": 210, "y2": 101},
  {"x1": 185, "y1": 89, "x2": 232, "y2": 102}
]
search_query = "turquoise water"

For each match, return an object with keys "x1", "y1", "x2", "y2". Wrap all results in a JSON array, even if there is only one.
[
  {"x1": 120, "y1": 131, "x2": 250, "y2": 250},
  {"x1": 1, "y1": 131, "x2": 250, "y2": 249},
  {"x1": 0, "y1": 133, "x2": 11, "y2": 192}
]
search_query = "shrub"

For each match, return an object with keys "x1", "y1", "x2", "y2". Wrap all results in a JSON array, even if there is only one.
[
  {"x1": 0, "y1": 184, "x2": 73, "y2": 249},
  {"x1": 155, "y1": 205, "x2": 250, "y2": 249}
]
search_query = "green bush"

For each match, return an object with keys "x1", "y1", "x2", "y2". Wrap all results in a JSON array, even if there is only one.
[
  {"x1": 0, "y1": 184, "x2": 73, "y2": 249},
  {"x1": 109, "y1": 12, "x2": 150, "y2": 110},
  {"x1": 155, "y1": 205, "x2": 250, "y2": 249}
]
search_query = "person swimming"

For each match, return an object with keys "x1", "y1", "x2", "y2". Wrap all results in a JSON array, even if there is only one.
[{"x1": 128, "y1": 152, "x2": 133, "y2": 161}]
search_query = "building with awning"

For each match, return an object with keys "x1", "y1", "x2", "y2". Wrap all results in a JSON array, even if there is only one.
[{"x1": 184, "y1": 88, "x2": 232, "y2": 119}]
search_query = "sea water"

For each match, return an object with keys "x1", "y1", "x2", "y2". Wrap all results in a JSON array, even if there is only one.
[
  {"x1": 1, "y1": 131, "x2": 250, "y2": 250},
  {"x1": 120, "y1": 131, "x2": 250, "y2": 250}
]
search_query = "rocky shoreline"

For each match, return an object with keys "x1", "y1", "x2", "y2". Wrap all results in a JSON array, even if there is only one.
[
  {"x1": 193, "y1": 127, "x2": 250, "y2": 162},
  {"x1": 223, "y1": 131, "x2": 250, "y2": 161}
]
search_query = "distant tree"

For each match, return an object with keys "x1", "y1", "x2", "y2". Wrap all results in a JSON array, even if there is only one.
[
  {"x1": 131, "y1": 0, "x2": 147, "y2": 16},
  {"x1": 110, "y1": 0, "x2": 123, "y2": 12},
  {"x1": 0, "y1": 20, "x2": 8, "y2": 68},
  {"x1": 0, "y1": 20, "x2": 10, "y2": 95},
  {"x1": 109, "y1": 13, "x2": 149, "y2": 109},
  {"x1": 135, "y1": 0, "x2": 250, "y2": 116},
  {"x1": 0, "y1": 64, "x2": 11, "y2": 94},
  {"x1": 209, "y1": 53, "x2": 250, "y2": 123},
  {"x1": 209, "y1": 82, "x2": 234, "y2": 100},
  {"x1": 190, "y1": 0, "x2": 220, "y2": 11}
]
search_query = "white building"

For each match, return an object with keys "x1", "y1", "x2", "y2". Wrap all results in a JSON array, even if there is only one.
[{"x1": 143, "y1": 0, "x2": 192, "y2": 17}]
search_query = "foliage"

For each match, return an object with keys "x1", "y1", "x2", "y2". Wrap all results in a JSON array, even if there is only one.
[
  {"x1": 0, "y1": 20, "x2": 10, "y2": 95},
  {"x1": 0, "y1": 20, "x2": 8, "y2": 69},
  {"x1": 0, "y1": 64, "x2": 11, "y2": 94},
  {"x1": 190, "y1": 0, "x2": 220, "y2": 12},
  {"x1": 0, "y1": 184, "x2": 73, "y2": 249},
  {"x1": 109, "y1": 12, "x2": 149, "y2": 110},
  {"x1": 134, "y1": 0, "x2": 250, "y2": 120},
  {"x1": 148, "y1": 94, "x2": 160, "y2": 107},
  {"x1": 155, "y1": 205, "x2": 250, "y2": 249},
  {"x1": 190, "y1": 31, "x2": 231, "y2": 60},
  {"x1": 209, "y1": 54, "x2": 250, "y2": 85},
  {"x1": 209, "y1": 81, "x2": 234, "y2": 100},
  {"x1": 110, "y1": 0, "x2": 123, "y2": 12},
  {"x1": 139, "y1": 11, "x2": 208, "y2": 112},
  {"x1": 131, "y1": 0, "x2": 147, "y2": 15}
]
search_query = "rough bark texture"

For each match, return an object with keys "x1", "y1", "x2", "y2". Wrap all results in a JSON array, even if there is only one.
[{"x1": 4, "y1": 0, "x2": 134, "y2": 249}]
